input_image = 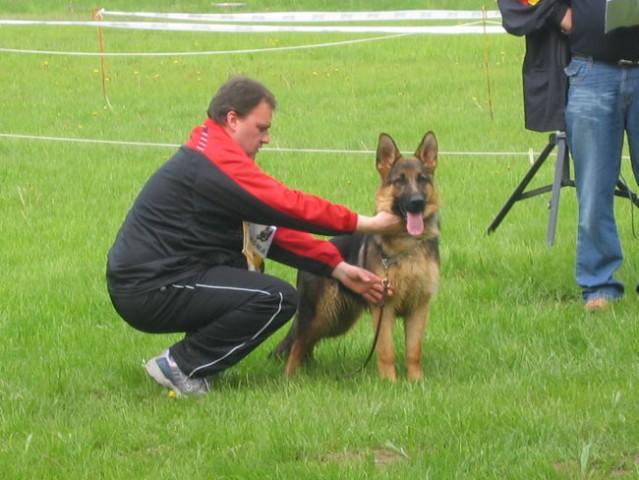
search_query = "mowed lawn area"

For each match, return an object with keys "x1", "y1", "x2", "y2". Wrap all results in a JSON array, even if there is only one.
[{"x1": 1, "y1": 1, "x2": 638, "y2": 478}]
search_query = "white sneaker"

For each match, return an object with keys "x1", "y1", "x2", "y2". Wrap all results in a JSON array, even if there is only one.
[{"x1": 144, "y1": 349, "x2": 209, "y2": 396}]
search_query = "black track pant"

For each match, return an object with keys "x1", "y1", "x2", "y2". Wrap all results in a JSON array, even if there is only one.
[{"x1": 109, "y1": 266, "x2": 298, "y2": 378}]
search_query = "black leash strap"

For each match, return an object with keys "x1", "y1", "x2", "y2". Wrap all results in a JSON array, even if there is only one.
[{"x1": 344, "y1": 277, "x2": 389, "y2": 377}]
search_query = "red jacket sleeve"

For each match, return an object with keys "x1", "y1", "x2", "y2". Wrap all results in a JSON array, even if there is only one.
[
  {"x1": 185, "y1": 119, "x2": 359, "y2": 276},
  {"x1": 187, "y1": 119, "x2": 359, "y2": 236},
  {"x1": 267, "y1": 227, "x2": 343, "y2": 277}
]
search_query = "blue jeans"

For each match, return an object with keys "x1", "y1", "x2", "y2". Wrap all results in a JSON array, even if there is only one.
[{"x1": 565, "y1": 58, "x2": 639, "y2": 302}]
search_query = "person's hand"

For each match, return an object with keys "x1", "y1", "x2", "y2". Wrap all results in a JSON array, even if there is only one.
[
  {"x1": 356, "y1": 211, "x2": 404, "y2": 235},
  {"x1": 331, "y1": 261, "x2": 393, "y2": 304},
  {"x1": 560, "y1": 8, "x2": 572, "y2": 35}
]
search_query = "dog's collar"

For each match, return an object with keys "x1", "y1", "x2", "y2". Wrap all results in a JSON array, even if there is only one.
[{"x1": 374, "y1": 237, "x2": 428, "y2": 269}]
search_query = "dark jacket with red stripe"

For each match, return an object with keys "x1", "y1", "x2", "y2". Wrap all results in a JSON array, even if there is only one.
[{"x1": 106, "y1": 119, "x2": 357, "y2": 294}]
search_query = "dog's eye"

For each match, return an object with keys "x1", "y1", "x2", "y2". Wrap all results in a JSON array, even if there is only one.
[
  {"x1": 392, "y1": 174, "x2": 407, "y2": 186},
  {"x1": 417, "y1": 174, "x2": 428, "y2": 184}
]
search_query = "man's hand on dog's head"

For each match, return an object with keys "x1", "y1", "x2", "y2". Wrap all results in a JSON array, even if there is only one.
[
  {"x1": 356, "y1": 211, "x2": 405, "y2": 235},
  {"x1": 331, "y1": 262, "x2": 393, "y2": 304}
]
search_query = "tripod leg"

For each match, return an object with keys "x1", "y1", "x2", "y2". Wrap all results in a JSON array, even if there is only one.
[
  {"x1": 486, "y1": 138, "x2": 555, "y2": 234},
  {"x1": 546, "y1": 133, "x2": 569, "y2": 246},
  {"x1": 614, "y1": 178, "x2": 639, "y2": 207}
]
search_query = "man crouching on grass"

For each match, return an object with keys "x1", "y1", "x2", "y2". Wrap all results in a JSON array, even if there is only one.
[{"x1": 106, "y1": 76, "x2": 403, "y2": 396}]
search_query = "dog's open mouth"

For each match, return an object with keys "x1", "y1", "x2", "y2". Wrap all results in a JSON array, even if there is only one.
[
  {"x1": 405, "y1": 211, "x2": 424, "y2": 236},
  {"x1": 396, "y1": 206, "x2": 424, "y2": 236},
  {"x1": 394, "y1": 195, "x2": 426, "y2": 237}
]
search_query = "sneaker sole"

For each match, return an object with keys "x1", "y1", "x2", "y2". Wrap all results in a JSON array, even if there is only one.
[{"x1": 144, "y1": 359, "x2": 182, "y2": 396}]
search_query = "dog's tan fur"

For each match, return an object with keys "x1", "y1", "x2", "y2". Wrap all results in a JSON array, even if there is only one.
[{"x1": 271, "y1": 132, "x2": 440, "y2": 381}]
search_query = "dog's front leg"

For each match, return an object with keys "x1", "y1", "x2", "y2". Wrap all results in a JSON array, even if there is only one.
[
  {"x1": 404, "y1": 303, "x2": 431, "y2": 381},
  {"x1": 372, "y1": 306, "x2": 397, "y2": 381}
]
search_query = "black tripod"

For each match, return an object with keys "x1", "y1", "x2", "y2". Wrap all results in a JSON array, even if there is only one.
[{"x1": 486, "y1": 131, "x2": 639, "y2": 246}]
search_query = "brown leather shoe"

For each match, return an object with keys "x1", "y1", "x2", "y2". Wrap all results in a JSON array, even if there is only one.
[{"x1": 584, "y1": 298, "x2": 610, "y2": 312}]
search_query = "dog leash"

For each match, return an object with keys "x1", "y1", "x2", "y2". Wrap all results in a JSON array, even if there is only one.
[{"x1": 344, "y1": 274, "x2": 390, "y2": 377}]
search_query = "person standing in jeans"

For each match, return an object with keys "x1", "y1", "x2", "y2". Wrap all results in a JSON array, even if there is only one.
[
  {"x1": 563, "y1": 1, "x2": 639, "y2": 310},
  {"x1": 500, "y1": 0, "x2": 639, "y2": 311}
]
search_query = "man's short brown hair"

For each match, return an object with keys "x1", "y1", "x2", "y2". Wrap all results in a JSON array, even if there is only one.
[{"x1": 208, "y1": 76, "x2": 277, "y2": 124}]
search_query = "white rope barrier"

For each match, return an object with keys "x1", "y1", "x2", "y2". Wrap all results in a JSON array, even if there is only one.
[
  {"x1": 98, "y1": 9, "x2": 503, "y2": 22},
  {"x1": 0, "y1": 33, "x2": 412, "y2": 57},
  {"x1": 0, "y1": 9, "x2": 505, "y2": 57},
  {"x1": 0, "y1": 133, "x2": 541, "y2": 159},
  {"x1": 0, "y1": 19, "x2": 504, "y2": 34}
]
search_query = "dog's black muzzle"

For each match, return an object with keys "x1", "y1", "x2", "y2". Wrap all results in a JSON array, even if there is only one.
[
  {"x1": 407, "y1": 195, "x2": 426, "y2": 213},
  {"x1": 393, "y1": 194, "x2": 426, "y2": 219}
]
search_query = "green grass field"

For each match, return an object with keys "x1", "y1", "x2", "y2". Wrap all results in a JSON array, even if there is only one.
[{"x1": 1, "y1": 1, "x2": 639, "y2": 478}]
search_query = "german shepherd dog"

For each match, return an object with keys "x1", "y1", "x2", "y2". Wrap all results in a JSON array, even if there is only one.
[{"x1": 271, "y1": 131, "x2": 440, "y2": 381}]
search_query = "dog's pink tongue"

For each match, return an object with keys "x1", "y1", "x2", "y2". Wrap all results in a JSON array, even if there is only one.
[{"x1": 406, "y1": 212, "x2": 424, "y2": 236}]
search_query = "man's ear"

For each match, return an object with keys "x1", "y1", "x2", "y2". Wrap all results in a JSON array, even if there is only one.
[{"x1": 225, "y1": 110, "x2": 240, "y2": 131}]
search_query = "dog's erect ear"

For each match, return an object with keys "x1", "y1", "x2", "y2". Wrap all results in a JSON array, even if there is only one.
[
  {"x1": 415, "y1": 131, "x2": 438, "y2": 174},
  {"x1": 376, "y1": 133, "x2": 401, "y2": 180}
]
